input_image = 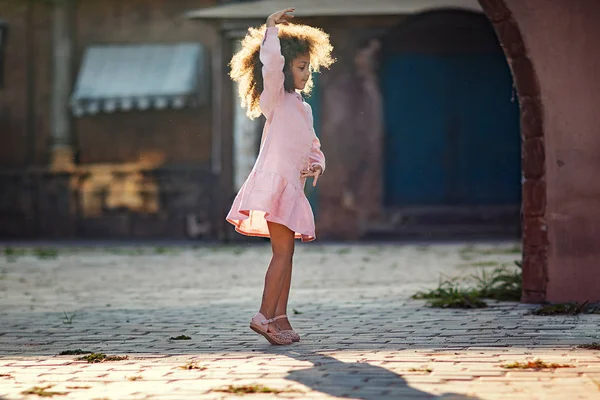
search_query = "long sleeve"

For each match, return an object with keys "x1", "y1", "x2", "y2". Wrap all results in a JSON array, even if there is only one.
[
  {"x1": 259, "y1": 27, "x2": 285, "y2": 114},
  {"x1": 309, "y1": 136, "x2": 326, "y2": 174}
]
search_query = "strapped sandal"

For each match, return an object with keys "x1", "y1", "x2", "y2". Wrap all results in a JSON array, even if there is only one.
[
  {"x1": 249, "y1": 312, "x2": 292, "y2": 345},
  {"x1": 273, "y1": 315, "x2": 300, "y2": 342}
]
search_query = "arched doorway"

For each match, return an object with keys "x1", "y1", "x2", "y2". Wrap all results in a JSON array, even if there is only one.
[{"x1": 380, "y1": 10, "x2": 520, "y2": 228}]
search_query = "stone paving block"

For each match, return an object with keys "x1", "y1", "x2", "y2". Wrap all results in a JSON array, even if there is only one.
[{"x1": 1, "y1": 243, "x2": 600, "y2": 399}]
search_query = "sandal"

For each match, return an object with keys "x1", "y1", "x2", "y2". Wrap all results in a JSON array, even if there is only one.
[
  {"x1": 273, "y1": 315, "x2": 300, "y2": 342},
  {"x1": 249, "y1": 312, "x2": 292, "y2": 345}
]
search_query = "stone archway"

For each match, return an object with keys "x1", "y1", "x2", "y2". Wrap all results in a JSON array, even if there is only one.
[{"x1": 478, "y1": 0, "x2": 547, "y2": 303}]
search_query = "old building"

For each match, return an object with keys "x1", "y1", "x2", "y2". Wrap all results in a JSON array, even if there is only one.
[{"x1": 0, "y1": 0, "x2": 220, "y2": 239}]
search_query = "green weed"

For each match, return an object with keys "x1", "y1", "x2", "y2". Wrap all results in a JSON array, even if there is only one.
[
  {"x1": 214, "y1": 385, "x2": 300, "y2": 395},
  {"x1": 3, "y1": 246, "x2": 27, "y2": 261},
  {"x1": 501, "y1": 359, "x2": 573, "y2": 370},
  {"x1": 33, "y1": 247, "x2": 58, "y2": 259},
  {"x1": 412, "y1": 260, "x2": 522, "y2": 308},
  {"x1": 471, "y1": 263, "x2": 522, "y2": 301},
  {"x1": 169, "y1": 335, "x2": 191, "y2": 341},
  {"x1": 412, "y1": 279, "x2": 487, "y2": 309},
  {"x1": 58, "y1": 349, "x2": 91, "y2": 355},
  {"x1": 78, "y1": 353, "x2": 128, "y2": 363},
  {"x1": 578, "y1": 343, "x2": 600, "y2": 350},
  {"x1": 21, "y1": 385, "x2": 68, "y2": 397},
  {"x1": 62, "y1": 311, "x2": 76, "y2": 324},
  {"x1": 532, "y1": 302, "x2": 600, "y2": 316}
]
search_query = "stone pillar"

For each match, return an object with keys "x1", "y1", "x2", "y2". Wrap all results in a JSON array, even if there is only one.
[
  {"x1": 479, "y1": 0, "x2": 548, "y2": 303},
  {"x1": 481, "y1": 0, "x2": 600, "y2": 303},
  {"x1": 50, "y1": 0, "x2": 74, "y2": 170}
]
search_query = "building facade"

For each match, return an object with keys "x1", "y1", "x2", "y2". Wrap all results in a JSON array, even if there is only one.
[{"x1": 0, "y1": 0, "x2": 220, "y2": 239}]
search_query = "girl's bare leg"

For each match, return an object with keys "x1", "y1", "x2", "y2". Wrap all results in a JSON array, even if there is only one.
[
  {"x1": 259, "y1": 221, "x2": 295, "y2": 333},
  {"x1": 274, "y1": 259, "x2": 294, "y2": 331}
]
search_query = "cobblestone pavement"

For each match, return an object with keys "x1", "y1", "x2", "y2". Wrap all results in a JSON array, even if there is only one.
[{"x1": 0, "y1": 242, "x2": 599, "y2": 400}]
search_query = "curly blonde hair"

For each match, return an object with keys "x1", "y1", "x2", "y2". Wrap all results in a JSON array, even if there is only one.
[{"x1": 230, "y1": 23, "x2": 335, "y2": 119}]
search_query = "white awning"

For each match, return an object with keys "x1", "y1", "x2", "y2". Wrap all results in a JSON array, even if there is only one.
[
  {"x1": 185, "y1": 0, "x2": 483, "y2": 19},
  {"x1": 70, "y1": 43, "x2": 206, "y2": 117}
]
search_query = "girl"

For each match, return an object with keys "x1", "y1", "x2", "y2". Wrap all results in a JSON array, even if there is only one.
[{"x1": 227, "y1": 8, "x2": 335, "y2": 345}]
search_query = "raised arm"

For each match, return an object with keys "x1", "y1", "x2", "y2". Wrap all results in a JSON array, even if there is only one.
[
  {"x1": 259, "y1": 28, "x2": 284, "y2": 113},
  {"x1": 259, "y1": 8, "x2": 294, "y2": 114}
]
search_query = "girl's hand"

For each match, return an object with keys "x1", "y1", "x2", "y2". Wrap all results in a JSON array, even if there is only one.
[
  {"x1": 301, "y1": 165, "x2": 323, "y2": 187},
  {"x1": 266, "y1": 8, "x2": 294, "y2": 27}
]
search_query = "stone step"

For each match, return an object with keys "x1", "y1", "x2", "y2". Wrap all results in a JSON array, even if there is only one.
[{"x1": 364, "y1": 205, "x2": 521, "y2": 240}]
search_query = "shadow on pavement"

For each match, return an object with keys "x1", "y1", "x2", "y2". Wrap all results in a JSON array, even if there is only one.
[{"x1": 262, "y1": 349, "x2": 481, "y2": 400}]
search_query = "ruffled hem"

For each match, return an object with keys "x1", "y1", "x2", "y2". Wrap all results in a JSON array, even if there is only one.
[{"x1": 226, "y1": 170, "x2": 316, "y2": 242}]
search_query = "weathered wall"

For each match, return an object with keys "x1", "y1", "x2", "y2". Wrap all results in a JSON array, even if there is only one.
[
  {"x1": 0, "y1": 166, "x2": 216, "y2": 239},
  {"x1": 77, "y1": 109, "x2": 212, "y2": 165},
  {"x1": 0, "y1": 0, "x2": 220, "y2": 239},
  {"x1": 0, "y1": 1, "x2": 52, "y2": 167},
  {"x1": 0, "y1": 0, "x2": 217, "y2": 168},
  {"x1": 73, "y1": 0, "x2": 217, "y2": 165},
  {"x1": 503, "y1": 0, "x2": 600, "y2": 302}
]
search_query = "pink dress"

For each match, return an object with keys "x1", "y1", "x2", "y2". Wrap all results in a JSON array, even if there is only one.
[{"x1": 226, "y1": 26, "x2": 326, "y2": 242}]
